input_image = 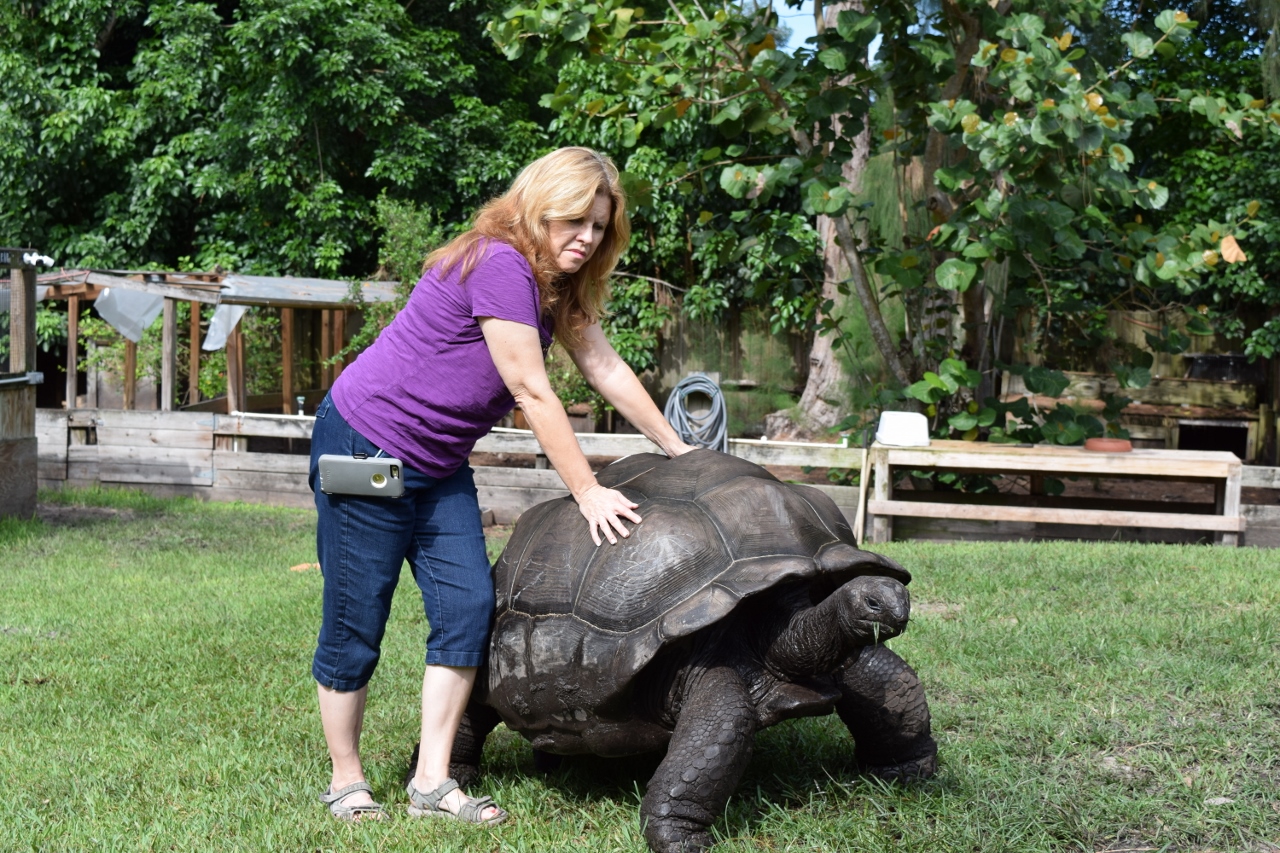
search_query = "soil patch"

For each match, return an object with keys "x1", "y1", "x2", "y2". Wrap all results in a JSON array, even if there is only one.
[{"x1": 36, "y1": 504, "x2": 138, "y2": 527}]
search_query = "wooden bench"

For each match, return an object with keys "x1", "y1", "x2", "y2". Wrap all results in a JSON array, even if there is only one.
[{"x1": 866, "y1": 440, "x2": 1244, "y2": 546}]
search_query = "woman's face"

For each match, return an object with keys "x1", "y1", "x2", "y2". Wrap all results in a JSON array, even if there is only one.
[{"x1": 547, "y1": 193, "x2": 611, "y2": 273}]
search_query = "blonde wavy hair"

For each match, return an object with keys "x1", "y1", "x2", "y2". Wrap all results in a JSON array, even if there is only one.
[{"x1": 423, "y1": 147, "x2": 631, "y2": 351}]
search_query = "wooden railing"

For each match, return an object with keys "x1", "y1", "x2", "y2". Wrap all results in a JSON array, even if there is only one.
[{"x1": 34, "y1": 409, "x2": 864, "y2": 522}]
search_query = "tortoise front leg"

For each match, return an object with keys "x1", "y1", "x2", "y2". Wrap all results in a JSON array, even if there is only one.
[
  {"x1": 835, "y1": 644, "x2": 937, "y2": 779},
  {"x1": 641, "y1": 666, "x2": 756, "y2": 853}
]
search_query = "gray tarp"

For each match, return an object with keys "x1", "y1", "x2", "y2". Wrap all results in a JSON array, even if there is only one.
[{"x1": 93, "y1": 287, "x2": 163, "y2": 343}]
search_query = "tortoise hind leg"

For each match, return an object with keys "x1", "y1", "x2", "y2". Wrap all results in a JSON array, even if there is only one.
[
  {"x1": 835, "y1": 644, "x2": 937, "y2": 779},
  {"x1": 450, "y1": 701, "x2": 502, "y2": 789},
  {"x1": 406, "y1": 701, "x2": 502, "y2": 791},
  {"x1": 641, "y1": 666, "x2": 756, "y2": 853}
]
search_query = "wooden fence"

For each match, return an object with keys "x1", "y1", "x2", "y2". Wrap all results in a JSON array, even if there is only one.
[
  {"x1": 33, "y1": 408, "x2": 1280, "y2": 546},
  {"x1": 34, "y1": 408, "x2": 863, "y2": 522}
]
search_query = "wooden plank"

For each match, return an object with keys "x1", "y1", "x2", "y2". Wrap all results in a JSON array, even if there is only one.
[
  {"x1": 891, "y1": 515, "x2": 1210, "y2": 545},
  {"x1": 281, "y1": 307, "x2": 294, "y2": 414},
  {"x1": 321, "y1": 309, "x2": 332, "y2": 389},
  {"x1": 472, "y1": 467, "x2": 566, "y2": 489},
  {"x1": 66, "y1": 294, "x2": 79, "y2": 408},
  {"x1": 91, "y1": 409, "x2": 216, "y2": 431},
  {"x1": 161, "y1": 298, "x2": 176, "y2": 411},
  {"x1": 1242, "y1": 466, "x2": 1280, "y2": 490},
  {"x1": 0, "y1": 437, "x2": 37, "y2": 518},
  {"x1": 476, "y1": 485, "x2": 571, "y2": 524},
  {"x1": 83, "y1": 271, "x2": 222, "y2": 304},
  {"x1": 213, "y1": 413, "x2": 314, "y2": 440},
  {"x1": 474, "y1": 427, "x2": 862, "y2": 468},
  {"x1": 96, "y1": 444, "x2": 211, "y2": 466},
  {"x1": 214, "y1": 468, "x2": 312, "y2": 494},
  {"x1": 37, "y1": 462, "x2": 66, "y2": 482},
  {"x1": 67, "y1": 445, "x2": 99, "y2": 464},
  {"x1": 188, "y1": 300, "x2": 201, "y2": 405},
  {"x1": 867, "y1": 499, "x2": 1244, "y2": 532},
  {"x1": 95, "y1": 426, "x2": 214, "y2": 449},
  {"x1": 878, "y1": 440, "x2": 1239, "y2": 478},
  {"x1": 213, "y1": 449, "x2": 309, "y2": 476},
  {"x1": 99, "y1": 462, "x2": 214, "y2": 486},
  {"x1": 209, "y1": 487, "x2": 315, "y2": 509},
  {"x1": 35, "y1": 409, "x2": 68, "y2": 444},
  {"x1": 123, "y1": 340, "x2": 137, "y2": 410},
  {"x1": 9, "y1": 265, "x2": 36, "y2": 373},
  {"x1": 0, "y1": 383, "x2": 35, "y2": 441},
  {"x1": 1243, "y1": 505, "x2": 1280, "y2": 548}
]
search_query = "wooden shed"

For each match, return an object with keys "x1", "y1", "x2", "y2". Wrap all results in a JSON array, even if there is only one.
[
  {"x1": 34, "y1": 269, "x2": 398, "y2": 415},
  {"x1": 1, "y1": 248, "x2": 41, "y2": 518}
]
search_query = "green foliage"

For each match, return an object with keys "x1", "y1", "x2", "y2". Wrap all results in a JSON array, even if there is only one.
[
  {"x1": 0, "y1": 1, "x2": 545, "y2": 276},
  {"x1": 342, "y1": 194, "x2": 447, "y2": 359},
  {"x1": 492, "y1": 0, "x2": 1278, "y2": 425},
  {"x1": 0, "y1": 303, "x2": 67, "y2": 364},
  {"x1": 544, "y1": 342, "x2": 603, "y2": 416}
]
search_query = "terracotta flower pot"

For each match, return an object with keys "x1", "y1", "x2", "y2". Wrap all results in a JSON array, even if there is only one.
[{"x1": 1083, "y1": 437, "x2": 1132, "y2": 453}]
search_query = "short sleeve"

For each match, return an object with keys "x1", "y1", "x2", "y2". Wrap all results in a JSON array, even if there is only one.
[{"x1": 466, "y1": 246, "x2": 542, "y2": 329}]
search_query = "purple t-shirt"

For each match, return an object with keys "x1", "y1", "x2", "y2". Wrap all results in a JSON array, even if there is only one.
[{"x1": 331, "y1": 241, "x2": 553, "y2": 478}]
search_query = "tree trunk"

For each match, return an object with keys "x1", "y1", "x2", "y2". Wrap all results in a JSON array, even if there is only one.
[{"x1": 767, "y1": 0, "x2": 883, "y2": 437}]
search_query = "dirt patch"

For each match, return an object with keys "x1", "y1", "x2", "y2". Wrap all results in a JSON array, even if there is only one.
[{"x1": 36, "y1": 503, "x2": 137, "y2": 527}]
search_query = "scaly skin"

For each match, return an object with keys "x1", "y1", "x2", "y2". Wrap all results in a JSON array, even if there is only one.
[
  {"x1": 641, "y1": 666, "x2": 757, "y2": 853},
  {"x1": 835, "y1": 644, "x2": 937, "y2": 778}
]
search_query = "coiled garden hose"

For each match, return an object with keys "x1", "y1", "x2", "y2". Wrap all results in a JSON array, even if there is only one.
[{"x1": 663, "y1": 373, "x2": 729, "y2": 452}]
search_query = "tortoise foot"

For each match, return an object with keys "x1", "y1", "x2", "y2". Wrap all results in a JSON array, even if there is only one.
[
  {"x1": 644, "y1": 818, "x2": 712, "y2": 853},
  {"x1": 860, "y1": 742, "x2": 938, "y2": 782}
]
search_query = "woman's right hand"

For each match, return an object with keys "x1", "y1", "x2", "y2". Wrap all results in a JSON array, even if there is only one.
[{"x1": 576, "y1": 483, "x2": 642, "y2": 546}]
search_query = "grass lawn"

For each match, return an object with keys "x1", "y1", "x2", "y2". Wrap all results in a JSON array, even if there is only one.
[{"x1": 1, "y1": 487, "x2": 1277, "y2": 852}]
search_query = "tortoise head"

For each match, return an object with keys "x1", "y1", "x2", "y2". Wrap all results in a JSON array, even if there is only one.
[{"x1": 831, "y1": 574, "x2": 911, "y2": 645}]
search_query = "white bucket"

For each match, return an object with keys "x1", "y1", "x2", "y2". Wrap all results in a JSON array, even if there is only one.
[{"x1": 875, "y1": 411, "x2": 930, "y2": 447}]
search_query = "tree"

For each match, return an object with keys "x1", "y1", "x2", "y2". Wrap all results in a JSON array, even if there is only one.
[
  {"x1": 0, "y1": 0, "x2": 549, "y2": 275},
  {"x1": 492, "y1": 0, "x2": 1278, "y2": 438}
]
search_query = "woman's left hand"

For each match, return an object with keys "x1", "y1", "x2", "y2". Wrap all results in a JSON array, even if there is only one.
[{"x1": 576, "y1": 484, "x2": 643, "y2": 546}]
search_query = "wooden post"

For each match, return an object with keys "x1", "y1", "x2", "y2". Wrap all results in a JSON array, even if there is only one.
[
  {"x1": 332, "y1": 309, "x2": 346, "y2": 381},
  {"x1": 869, "y1": 446, "x2": 892, "y2": 544},
  {"x1": 188, "y1": 301, "x2": 201, "y2": 405},
  {"x1": 9, "y1": 263, "x2": 36, "y2": 373},
  {"x1": 281, "y1": 307, "x2": 295, "y2": 414},
  {"x1": 237, "y1": 326, "x2": 247, "y2": 412},
  {"x1": 225, "y1": 325, "x2": 240, "y2": 414},
  {"x1": 86, "y1": 340, "x2": 99, "y2": 407},
  {"x1": 123, "y1": 339, "x2": 137, "y2": 410},
  {"x1": 161, "y1": 298, "x2": 176, "y2": 411},
  {"x1": 320, "y1": 309, "x2": 333, "y2": 389},
  {"x1": 66, "y1": 294, "x2": 80, "y2": 408}
]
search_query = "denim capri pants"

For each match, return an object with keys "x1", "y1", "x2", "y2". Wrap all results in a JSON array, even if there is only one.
[{"x1": 309, "y1": 395, "x2": 495, "y2": 691}]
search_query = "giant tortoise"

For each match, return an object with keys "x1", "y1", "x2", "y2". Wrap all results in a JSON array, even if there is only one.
[{"x1": 441, "y1": 450, "x2": 937, "y2": 851}]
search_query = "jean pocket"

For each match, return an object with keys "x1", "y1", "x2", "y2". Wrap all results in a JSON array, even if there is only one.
[{"x1": 315, "y1": 395, "x2": 332, "y2": 419}]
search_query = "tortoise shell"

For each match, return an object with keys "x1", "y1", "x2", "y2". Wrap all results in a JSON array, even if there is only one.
[{"x1": 484, "y1": 449, "x2": 910, "y2": 753}]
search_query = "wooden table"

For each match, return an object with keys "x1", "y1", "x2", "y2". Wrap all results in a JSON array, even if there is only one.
[{"x1": 866, "y1": 440, "x2": 1244, "y2": 546}]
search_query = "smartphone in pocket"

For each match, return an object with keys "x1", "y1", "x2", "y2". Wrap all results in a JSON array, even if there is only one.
[{"x1": 318, "y1": 454, "x2": 405, "y2": 498}]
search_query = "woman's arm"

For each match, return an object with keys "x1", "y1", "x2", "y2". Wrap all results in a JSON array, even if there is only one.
[
  {"x1": 567, "y1": 323, "x2": 696, "y2": 458},
  {"x1": 479, "y1": 317, "x2": 641, "y2": 546}
]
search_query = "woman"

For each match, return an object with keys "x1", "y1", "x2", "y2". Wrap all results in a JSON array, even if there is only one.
[{"x1": 308, "y1": 147, "x2": 695, "y2": 823}]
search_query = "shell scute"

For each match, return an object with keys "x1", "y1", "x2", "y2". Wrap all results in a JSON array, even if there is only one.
[
  {"x1": 698, "y1": 476, "x2": 841, "y2": 561},
  {"x1": 574, "y1": 500, "x2": 727, "y2": 633}
]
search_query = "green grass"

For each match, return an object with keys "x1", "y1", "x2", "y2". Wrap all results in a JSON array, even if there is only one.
[{"x1": 2, "y1": 488, "x2": 1277, "y2": 852}]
